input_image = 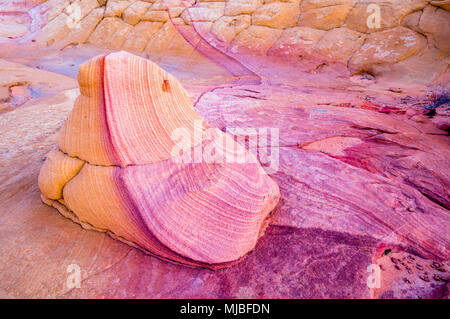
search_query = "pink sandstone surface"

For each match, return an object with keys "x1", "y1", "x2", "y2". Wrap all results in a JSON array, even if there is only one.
[{"x1": 0, "y1": 0, "x2": 449, "y2": 298}]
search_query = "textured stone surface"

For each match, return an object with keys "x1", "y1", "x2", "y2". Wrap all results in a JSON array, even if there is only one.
[
  {"x1": 349, "y1": 27, "x2": 427, "y2": 74},
  {"x1": 315, "y1": 27, "x2": 365, "y2": 64},
  {"x1": 268, "y1": 26, "x2": 325, "y2": 57},
  {"x1": 430, "y1": 0, "x2": 450, "y2": 11},
  {"x1": 224, "y1": 0, "x2": 262, "y2": 16},
  {"x1": 145, "y1": 21, "x2": 199, "y2": 55},
  {"x1": 419, "y1": 5, "x2": 450, "y2": 52},
  {"x1": 300, "y1": 0, "x2": 357, "y2": 11},
  {"x1": 0, "y1": 11, "x2": 30, "y2": 38},
  {"x1": 122, "y1": 21, "x2": 162, "y2": 52},
  {"x1": 1, "y1": 52, "x2": 449, "y2": 298},
  {"x1": 211, "y1": 15, "x2": 251, "y2": 44},
  {"x1": 62, "y1": 7, "x2": 105, "y2": 46},
  {"x1": 345, "y1": 0, "x2": 429, "y2": 33},
  {"x1": 122, "y1": 1, "x2": 152, "y2": 25},
  {"x1": 0, "y1": 0, "x2": 449, "y2": 299},
  {"x1": 188, "y1": 2, "x2": 226, "y2": 22},
  {"x1": 88, "y1": 17, "x2": 134, "y2": 49},
  {"x1": 298, "y1": 4, "x2": 352, "y2": 30},
  {"x1": 373, "y1": 251, "x2": 449, "y2": 298},
  {"x1": 0, "y1": 59, "x2": 76, "y2": 113},
  {"x1": 105, "y1": 0, "x2": 137, "y2": 17},
  {"x1": 33, "y1": 12, "x2": 72, "y2": 47},
  {"x1": 1, "y1": 0, "x2": 448, "y2": 80},
  {"x1": 252, "y1": 3, "x2": 299, "y2": 29},
  {"x1": 141, "y1": 9, "x2": 169, "y2": 22},
  {"x1": 229, "y1": 25, "x2": 282, "y2": 55}
]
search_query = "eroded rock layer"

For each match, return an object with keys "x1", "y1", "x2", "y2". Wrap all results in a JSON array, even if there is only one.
[
  {"x1": 1, "y1": 0, "x2": 449, "y2": 81},
  {"x1": 38, "y1": 51, "x2": 280, "y2": 269}
]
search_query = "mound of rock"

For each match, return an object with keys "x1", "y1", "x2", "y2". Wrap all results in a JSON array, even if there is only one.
[{"x1": 38, "y1": 51, "x2": 280, "y2": 269}]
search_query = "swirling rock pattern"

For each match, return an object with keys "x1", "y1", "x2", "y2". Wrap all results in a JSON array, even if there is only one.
[{"x1": 38, "y1": 51, "x2": 280, "y2": 269}]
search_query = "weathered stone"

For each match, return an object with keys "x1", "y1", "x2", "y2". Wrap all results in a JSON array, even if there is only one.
[
  {"x1": 145, "y1": 22, "x2": 197, "y2": 55},
  {"x1": 149, "y1": 0, "x2": 169, "y2": 10},
  {"x1": 419, "y1": 5, "x2": 450, "y2": 53},
  {"x1": 430, "y1": 0, "x2": 450, "y2": 11},
  {"x1": 252, "y1": 3, "x2": 299, "y2": 29},
  {"x1": 63, "y1": 0, "x2": 100, "y2": 21},
  {"x1": 401, "y1": 11, "x2": 423, "y2": 33},
  {"x1": 122, "y1": 1, "x2": 152, "y2": 25},
  {"x1": 168, "y1": 6, "x2": 185, "y2": 18},
  {"x1": 88, "y1": 17, "x2": 134, "y2": 49},
  {"x1": 179, "y1": 10, "x2": 191, "y2": 24},
  {"x1": 268, "y1": 26, "x2": 325, "y2": 57},
  {"x1": 345, "y1": 0, "x2": 429, "y2": 33},
  {"x1": 298, "y1": 4, "x2": 353, "y2": 30},
  {"x1": 211, "y1": 15, "x2": 251, "y2": 44},
  {"x1": 315, "y1": 27, "x2": 365, "y2": 63},
  {"x1": 104, "y1": 0, "x2": 137, "y2": 17},
  {"x1": 349, "y1": 27, "x2": 427, "y2": 74},
  {"x1": 142, "y1": 9, "x2": 169, "y2": 22},
  {"x1": 122, "y1": 21, "x2": 163, "y2": 52},
  {"x1": 1, "y1": 0, "x2": 450, "y2": 300},
  {"x1": 224, "y1": 0, "x2": 262, "y2": 16},
  {"x1": 170, "y1": 17, "x2": 186, "y2": 25},
  {"x1": 63, "y1": 7, "x2": 105, "y2": 45},
  {"x1": 0, "y1": 12, "x2": 30, "y2": 38},
  {"x1": 34, "y1": 13, "x2": 72, "y2": 47},
  {"x1": 373, "y1": 252, "x2": 449, "y2": 299},
  {"x1": 193, "y1": 21, "x2": 214, "y2": 37},
  {"x1": 188, "y1": 2, "x2": 225, "y2": 22},
  {"x1": 229, "y1": 25, "x2": 282, "y2": 55},
  {"x1": 264, "y1": 0, "x2": 301, "y2": 3},
  {"x1": 300, "y1": 0, "x2": 356, "y2": 11},
  {"x1": 43, "y1": 0, "x2": 71, "y2": 22}
]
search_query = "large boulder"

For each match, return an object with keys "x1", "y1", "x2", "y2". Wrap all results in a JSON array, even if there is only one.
[{"x1": 38, "y1": 51, "x2": 280, "y2": 269}]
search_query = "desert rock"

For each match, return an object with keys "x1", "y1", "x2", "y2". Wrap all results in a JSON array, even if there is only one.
[{"x1": 39, "y1": 51, "x2": 280, "y2": 268}]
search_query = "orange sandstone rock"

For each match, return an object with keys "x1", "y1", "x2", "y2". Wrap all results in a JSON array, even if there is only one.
[{"x1": 38, "y1": 51, "x2": 280, "y2": 269}]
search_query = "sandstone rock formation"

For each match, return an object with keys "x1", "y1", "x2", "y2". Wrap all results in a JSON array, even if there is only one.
[
  {"x1": 37, "y1": 51, "x2": 280, "y2": 269},
  {"x1": 1, "y1": 0, "x2": 448, "y2": 81},
  {"x1": 0, "y1": 0, "x2": 449, "y2": 299}
]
